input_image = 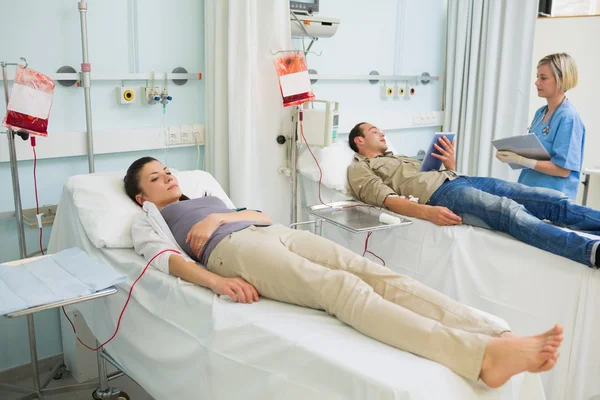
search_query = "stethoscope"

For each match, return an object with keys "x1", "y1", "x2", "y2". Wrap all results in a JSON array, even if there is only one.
[{"x1": 529, "y1": 96, "x2": 567, "y2": 135}]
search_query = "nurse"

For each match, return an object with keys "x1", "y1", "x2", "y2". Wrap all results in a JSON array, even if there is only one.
[{"x1": 496, "y1": 53, "x2": 585, "y2": 200}]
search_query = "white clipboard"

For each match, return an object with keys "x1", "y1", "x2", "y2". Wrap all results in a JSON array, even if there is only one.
[{"x1": 492, "y1": 134, "x2": 551, "y2": 170}]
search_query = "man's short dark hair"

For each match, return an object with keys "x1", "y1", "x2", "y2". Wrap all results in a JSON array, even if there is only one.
[{"x1": 348, "y1": 122, "x2": 367, "y2": 153}]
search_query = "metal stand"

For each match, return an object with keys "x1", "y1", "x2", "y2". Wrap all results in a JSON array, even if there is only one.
[
  {"x1": 290, "y1": 106, "x2": 300, "y2": 225},
  {"x1": 78, "y1": 0, "x2": 95, "y2": 173},
  {"x1": 1, "y1": 288, "x2": 119, "y2": 400},
  {"x1": 1, "y1": 61, "x2": 40, "y2": 400}
]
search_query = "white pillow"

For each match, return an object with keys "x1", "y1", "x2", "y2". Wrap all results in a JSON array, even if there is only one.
[
  {"x1": 67, "y1": 170, "x2": 234, "y2": 249},
  {"x1": 298, "y1": 141, "x2": 355, "y2": 193},
  {"x1": 297, "y1": 136, "x2": 398, "y2": 193}
]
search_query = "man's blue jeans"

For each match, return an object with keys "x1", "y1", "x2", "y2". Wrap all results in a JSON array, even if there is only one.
[{"x1": 428, "y1": 177, "x2": 600, "y2": 267}]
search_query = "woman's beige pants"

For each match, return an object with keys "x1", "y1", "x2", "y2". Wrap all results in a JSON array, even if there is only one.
[{"x1": 207, "y1": 224, "x2": 506, "y2": 381}]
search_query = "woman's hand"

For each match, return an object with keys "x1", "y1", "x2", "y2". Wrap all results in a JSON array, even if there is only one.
[
  {"x1": 496, "y1": 151, "x2": 537, "y2": 169},
  {"x1": 431, "y1": 136, "x2": 456, "y2": 171},
  {"x1": 186, "y1": 215, "x2": 222, "y2": 258},
  {"x1": 210, "y1": 276, "x2": 259, "y2": 304},
  {"x1": 496, "y1": 151, "x2": 521, "y2": 164}
]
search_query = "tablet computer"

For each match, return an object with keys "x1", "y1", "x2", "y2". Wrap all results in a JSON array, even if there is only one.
[
  {"x1": 420, "y1": 132, "x2": 456, "y2": 172},
  {"x1": 492, "y1": 134, "x2": 551, "y2": 170}
]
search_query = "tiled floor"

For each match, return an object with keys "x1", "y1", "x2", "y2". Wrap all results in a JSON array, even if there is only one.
[{"x1": 0, "y1": 370, "x2": 154, "y2": 400}]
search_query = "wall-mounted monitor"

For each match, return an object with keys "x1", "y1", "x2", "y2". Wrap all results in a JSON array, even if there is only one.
[{"x1": 290, "y1": 0, "x2": 319, "y2": 15}]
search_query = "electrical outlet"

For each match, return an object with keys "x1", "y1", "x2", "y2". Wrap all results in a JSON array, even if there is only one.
[
  {"x1": 165, "y1": 126, "x2": 181, "y2": 145},
  {"x1": 192, "y1": 124, "x2": 205, "y2": 144},
  {"x1": 180, "y1": 125, "x2": 193, "y2": 143}
]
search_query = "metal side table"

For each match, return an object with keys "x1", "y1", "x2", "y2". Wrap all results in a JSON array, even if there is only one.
[
  {"x1": 0, "y1": 256, "x2": 127, "y2": 400},
  {"x1": 300, "y1": 200, "x2": 413, "y2": 234}
]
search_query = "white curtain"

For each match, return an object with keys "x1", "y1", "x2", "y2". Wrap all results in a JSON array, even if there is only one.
[
  {"x1": 444, "y1": 0, "x2": 538, "y2": 179},
  {"x1": 205, "y1": 0, "x2": 293, "y2": 224}
]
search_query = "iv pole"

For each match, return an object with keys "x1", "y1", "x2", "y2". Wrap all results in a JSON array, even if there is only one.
[
  {"x1": 1, "y1": 59, "x2": 28, "y2": 261},
  {"x1": 79, "y1": 0, "x2": 95, "y2": 173},
  {"x1": 1, "y1": 57, "x2": 47, "y2": 399}
]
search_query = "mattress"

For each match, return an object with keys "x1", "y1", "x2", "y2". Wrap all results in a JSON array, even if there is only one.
[
  {"x1": 47, "y1": 181, "x2": 546, "y2": 400},
  {"x1": 301, "y1": 175, "x2": 600, "y2": 400}
]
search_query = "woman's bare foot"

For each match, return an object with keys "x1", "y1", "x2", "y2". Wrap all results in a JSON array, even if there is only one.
[{"x1": 480, "y1": 325, "x2": 563, "y2": 388}]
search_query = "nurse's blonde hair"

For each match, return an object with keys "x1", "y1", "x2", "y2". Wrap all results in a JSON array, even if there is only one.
[{"x1": 538, "y1": 53, "x2": 578, "y2": 92}]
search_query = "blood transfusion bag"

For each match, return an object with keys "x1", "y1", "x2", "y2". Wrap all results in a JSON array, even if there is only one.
[
  {"x1": 274, "y1": 53, "x2": 315, "y2": 107},
  {"x1": 2, "y1": 66, "x2": 55, "y2": 137}
]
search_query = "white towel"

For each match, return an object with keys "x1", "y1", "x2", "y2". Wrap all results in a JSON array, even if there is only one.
[{"x1": 0, "y1": 247, "x2": 125, "y2": 316}]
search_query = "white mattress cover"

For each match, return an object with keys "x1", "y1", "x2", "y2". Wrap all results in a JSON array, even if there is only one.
[
  {"x1": 47, "y1": 182, "x2": 546, "y2": 400},
  {"x1": 301, "y1": 176, "x2": 600, "y2": 400}
]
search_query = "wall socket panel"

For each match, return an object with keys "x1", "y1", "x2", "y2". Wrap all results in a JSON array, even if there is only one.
[
  {"x1": 412, "y1": 112, "x2": 443, "y2": 127},
  {"x1": 165, "y1": 124, "x2": 205, "y2": 145}
]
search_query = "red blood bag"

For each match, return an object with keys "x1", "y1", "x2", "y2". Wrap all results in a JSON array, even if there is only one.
[
  {"x1": 3, "y1": 66, "x2": 55, "y2": 137},
  {"x1": 274, "y1": 52, "x2": 315, "y2": 107}
]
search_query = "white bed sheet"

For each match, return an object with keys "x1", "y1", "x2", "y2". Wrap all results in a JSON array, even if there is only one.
[
  {"x1": 301, "y1": 176, "x2": 600, "y2": 400},
  {"x1": 47, "y1": 182, "x2": 546, "y2": 400}
]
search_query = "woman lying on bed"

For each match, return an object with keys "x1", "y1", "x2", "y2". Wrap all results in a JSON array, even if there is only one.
[{"x1": 124, "y1": 156, "x2": 562, "y2": 389}]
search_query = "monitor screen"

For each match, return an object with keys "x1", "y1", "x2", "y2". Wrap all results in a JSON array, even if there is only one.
[{"x1": 290, "y1": 0, "x2": 319, "y2": 14}]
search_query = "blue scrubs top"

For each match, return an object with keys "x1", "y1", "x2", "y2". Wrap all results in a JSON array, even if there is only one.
[{"x1": 518, "y1": 99, "x2": 585, "y2": 200}]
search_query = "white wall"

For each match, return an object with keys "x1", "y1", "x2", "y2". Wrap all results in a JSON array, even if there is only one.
[
  {"x1": 294, "y1": 0, "x2": 446, "y2": 157},
  {"x1": 528, "y1": 16, "x2": 600, "y2": 208},
  {"x1": 0, "y1": 0, "x2": 205, "y2": 371}
]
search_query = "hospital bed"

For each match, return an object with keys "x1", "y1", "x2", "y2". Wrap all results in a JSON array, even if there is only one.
[
  {"x1": 45, "y1": 169, "x2": 545, "y2": 400},
  {"x1": 297, "y1": 142, "x2": 600, "y2": 400}
]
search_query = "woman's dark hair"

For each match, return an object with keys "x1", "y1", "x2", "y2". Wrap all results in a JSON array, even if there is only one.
[
  {"x1": 123, "y1": 156, "x2": 189, "y2": 206},
  {"x1": 348, "y1": 122, "x2": 367, "y2": 153}
]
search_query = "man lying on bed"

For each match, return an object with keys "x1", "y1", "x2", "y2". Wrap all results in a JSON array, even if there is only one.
[
  {"x1": 124, "y1": 156, "x2": 562, "y2": 389},
  {"x1": 347, "y1": 122, "x2": 600, "y2": 268}
]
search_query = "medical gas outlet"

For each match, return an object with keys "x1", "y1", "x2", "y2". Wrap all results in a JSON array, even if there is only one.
[
  {"x1": 398, "y1": 84, "x2": 406, "y2": 96},
  {"x1": 117, "y1": 87, "x2": 137, "y2": 104},
  {"x1": 142, "y1": 87, "x2": 172, "y2": 105},
  {"x1": 381, "y1": 83, "x2": 395, "y2": 99}
]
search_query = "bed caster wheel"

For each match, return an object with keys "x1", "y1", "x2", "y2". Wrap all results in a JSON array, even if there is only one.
[
  {"x1": 53, "y1": 364, "x2": 67, "y2": 380},
  {"x1": 117, "y1": 391, "x2": 130, "y2": 400},
  {"x1": 92, "y1": 389, "x2": 128, "y2": 400}
]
